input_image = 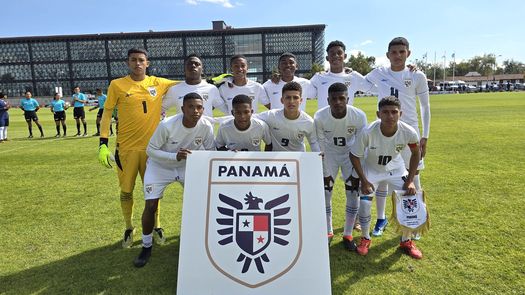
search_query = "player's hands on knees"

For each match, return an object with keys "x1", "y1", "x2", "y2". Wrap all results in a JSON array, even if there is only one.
[
  {"x1": 403, "y1": 181, "x2": 417, "y2": 196},
  {"x1": 176, "y1": 148, "x2": 192, "y2": 161},
  {"x1": 98, "y1": 144, "x2": 113, "y2": 168},
  {"x1": 360, "y1": 179, "x2": 374, "y2": 195}
]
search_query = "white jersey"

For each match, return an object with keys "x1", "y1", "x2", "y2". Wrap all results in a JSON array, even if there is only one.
[
  {"x1": 351, "y1": 119, "x2": 419, "y2": 174},
  {"x1": 162, "y1": 81, "x2": 227, "y2": 117},
  {"x1": 215, "y1": 117, "x2": 271, "y2": 151},
  {"x1": 256, "y1": 109, "x2": 318, "y2": 152},
  {"x1": 262, "y1": 76, "x2": 316, "y2": 111},
  {"x1": 310, "y1": 71, "x2": 373, "y2": 109},
  {"x1": 365, "y1": 67, "x2": 430, "y2": 138},
  {"x1": 219, "y1": 80, "x2": 270, "y2": 113},
  {"x1": 314, "y1": 105, "x2": 368, "y2": 155},
  {"x1": 146, "y1": 113, "x2": 215, "y2": 168}
]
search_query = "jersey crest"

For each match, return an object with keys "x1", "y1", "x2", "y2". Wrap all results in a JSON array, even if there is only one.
[
  {"x1": 395, "y1": 144, "x2": 405, "y2": 153},
  {"x1": 252, "y1": 138, "x2": 261, "y2": 146},
  {"x1": 148, "y1": 86, "x2": 157, "y2": 97},
  {"x1": 202, "y1": 93, "x2": 209, "y2": 101},
  {"x1": 404, "y1": 79, "x2": 412, "y2": 88},
  {"x1": 347, "y1": 126, "x2": 357, "y2": 135},
  {"x1": 194, "y1": 136, "x2": 203, "y2": 146}
]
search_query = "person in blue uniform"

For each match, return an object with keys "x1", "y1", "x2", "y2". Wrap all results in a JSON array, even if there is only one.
[
  {"x1": 50, "y1": 92, "x2": 67, "y2": 137},
  {"x1": 89, "y1": 88, "x2": 113, "y2": 136},
  {"x1": 0, "y1": 92, "x2": 10, "y2": 142},
  {"x1": 72, "y1": 86, "x2": 88, "y2": 136},
  {"x1": 20, "y1": 90, "x2": 44, "y2": 138}
]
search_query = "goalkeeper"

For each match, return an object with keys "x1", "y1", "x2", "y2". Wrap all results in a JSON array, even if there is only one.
[{"x1": 98, "y1": 48, "x2": 179, "y2": 248}]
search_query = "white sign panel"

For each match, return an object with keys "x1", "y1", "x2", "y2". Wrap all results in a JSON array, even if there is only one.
[{"x1": 177, "y1": 151, "x2": 331, "y2": 295}]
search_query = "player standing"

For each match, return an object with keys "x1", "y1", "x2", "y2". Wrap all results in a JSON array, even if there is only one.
[
  {"x1": 314, "y1": 82, "x2": 368, "y2": 249},
  {"x1": 20, "y1": 90, "x2": 44, "y2": 138},
  {"x1": 72, "y1": 86, "x2": 88, "y2": 137},
  {"x1": 364, "y1": 37, "x2": 430, "y2": 236},
  {"x1": 162, "y1": 54, "x2": 228, "y2": 118},
  {"x1": 216, "y1": 94, "x2": 272, "y2": 151},
  {"x1": 97, "y1": 48, "x2": 179, "y2": 248},
  {"x1": 219, "y1": 55, "x2": 270, "y2": 114},
  {"x1": 134, "y1": 92, "x2": 215, "y2": 267},
  {"x1": 262, "y1": 52, "x2": 315, "y2": 111},
  {"x1": 0, "y1": 93, "x2": 10, "y2": 142},
  {"x1": 310, "y1": 41, "x2": 373, "y2": 109},
  {"x1": 49, "y1": 92, "x2": 67, "y2": 137},
  {"x1": 350, "y1": 96, "x2": 423, "y2": 259}
]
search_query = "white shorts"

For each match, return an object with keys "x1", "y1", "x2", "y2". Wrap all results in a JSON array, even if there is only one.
[
  {"x1": 365, "y1": 167, "x2": 408, "y2": 194},
  {"x1": 323, "y1": 152, "x2": 357, "y2": 184},
  {"x1": 143, "y1": 159, "x2": 185, "y2": 200}
]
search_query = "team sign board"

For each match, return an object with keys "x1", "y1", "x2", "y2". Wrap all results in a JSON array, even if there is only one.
[{"x1": 177, "y1": 151, "x2": 331, "y2": 294}]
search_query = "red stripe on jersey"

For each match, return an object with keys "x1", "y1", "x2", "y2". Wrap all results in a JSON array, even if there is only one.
[
  {"x1": 408, "y1": 143, "x2": 418, "y2": 149},
  {"x1": 254, "y1": 215, "x2": 269, "y2": 231}
]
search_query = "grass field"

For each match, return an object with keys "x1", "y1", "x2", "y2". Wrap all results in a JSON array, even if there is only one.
[{"x1": 1, "y1": 92, "x2": 524, "y2": 294}]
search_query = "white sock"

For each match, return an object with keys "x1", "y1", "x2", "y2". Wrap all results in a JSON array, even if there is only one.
[
  {"x1": 375, "y1": 190, "x2": 387, "y2": 220},
  {"x1": 343, "y1": 190, "x2": 359, "y2": 237},
  {"x1": 0, "y1": 127, "x2": 4, "y2": 140},
  {"x1": 359, "y1": 197, "x2": 372, "y2": 240},
  {"x1": 324, "y1": 190, "x2": 333, "y2": 234},
  {"x1": 401, "y1": 233, "x2": 411, "y2": 242},
  {"x1": 3, "y1": 127, "x2": 7, "y2": 139},
  {"x1": 142, "y1": 233, "x2": 153, "y2": 248}
]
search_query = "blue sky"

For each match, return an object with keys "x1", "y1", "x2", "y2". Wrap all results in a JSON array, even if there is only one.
[{"x1": 2, "y1": 0, "x2": 524, "y2": 68}]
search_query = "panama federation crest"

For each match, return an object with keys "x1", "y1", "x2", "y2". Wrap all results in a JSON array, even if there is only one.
[
  {"x1": 404, "y1": 79, "x2": 412, "y2": 88},
  {"x1": 395, "y1": 144, "x2": 405, "y2": 153},
  {"x1": 148, "y1": 86, "x2": 157, "y2": 97},
  {"x1": 206, "y1": 159, "x2": 301, "y2": 288}
]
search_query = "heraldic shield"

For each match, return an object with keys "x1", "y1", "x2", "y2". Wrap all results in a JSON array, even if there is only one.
[{"x1": 205, "y1": 158, "x2": 302, "y2": 288}]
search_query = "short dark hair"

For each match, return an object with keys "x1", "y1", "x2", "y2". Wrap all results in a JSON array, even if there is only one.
[
  {"x1": 230, "y1": 54, "x2": 247, "y2": 65},
  {"x1": 232, "y1": 94, "x2": 253, "y2": 107},
  {"x1": 327, "y1": 40, "x2": 346, "y2": 52},
  {"x1": 127, "y1": 48, "x2": 149, "y2": 58},
  {"x1": 328, "y1": 82, "x2": 348, "y2": 94},
  {"x1": 185, "y1": 53, "x2": 201, "y2": 64},
  {"x1": 73, "y1": 86, "x2": 80, "y2": 90},
  {"x1": 388, "y1": 37, "x2": 409, "y2": 50},
  {"x1": 282, "y1": 81, "x2": 302, "y2": 95},
  {"x1": 0, "y1": 92, "x2": 4, "y2": 98},
  {"x1": 25, "y1": 90, "x2": 32, "y2": 94},
  {"x1": 183, "y1": 92, "x2": 203, "y2": 103},
  {"x1": 54, "y1": 92, "x2": 60, "y2": 96},
  {"x1": 378, "y1": 96, "x2": 401, "y2": 110},
  {"x1": 279, "y1": 52, "x2": 297, "y2": 62},
  {"x1": 96, "y1": 88, "x2": 102, "y2": 92}
]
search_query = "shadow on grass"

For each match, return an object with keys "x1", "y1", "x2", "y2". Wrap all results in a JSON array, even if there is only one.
[
  {"x1": 1, "y1": 237, "x2": 181, "y2": 294},
  {"x1": 329, "y1": 234, "x2": 404, "y2": 294}
]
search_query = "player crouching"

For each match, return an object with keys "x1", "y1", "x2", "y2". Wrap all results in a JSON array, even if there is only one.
[
  {"x1": 350, "y1": 96, "x2": 423, "y2": 259},
  {"x1": 134, "y1": 92, "x2": 216, "y2": 267}
]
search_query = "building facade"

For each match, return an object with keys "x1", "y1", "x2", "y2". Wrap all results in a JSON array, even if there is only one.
[{"x1": 0, "y1": 21, "x2": 325, "y2": 96}]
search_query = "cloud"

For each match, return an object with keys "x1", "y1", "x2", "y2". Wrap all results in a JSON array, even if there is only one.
[
  {"x1": 374, "y1": 56, "x2": 390, "y2": 67},
  {"x1": 360, "y1": 40, "x2": 373, "y2": 46},
  {"x1": 185, "y1": 0, "x2": 235, "y2": 8}
]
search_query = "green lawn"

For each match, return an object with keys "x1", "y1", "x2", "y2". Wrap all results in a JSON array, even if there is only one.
[{"x1": 1, "y1": 92, "x2": 524, "y2": 294}]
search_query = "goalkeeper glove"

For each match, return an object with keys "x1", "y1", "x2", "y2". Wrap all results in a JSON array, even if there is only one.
[{"x1": 98, "y1": 138, "x2": 113, "y2": 168}]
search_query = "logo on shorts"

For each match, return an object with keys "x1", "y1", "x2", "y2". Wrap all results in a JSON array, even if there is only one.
[
  {"x1": 145, "y1": 184, "x2": 153, "y2": 194},
  {"x1": 252, "y1": 138, "x2": 261, "y2": 146},
  {"x1": 194, "y1": 136, "x2": 203, "y2": 146},
  {"x1": 347, "y1": 126, "x2": 357, "y2": 135},
  {"x1": 395, "y1": 144, "x2": 405, "y2": 152},
  {"x1": 148, "y1": 87, "x2": 157, "y2": 97},
  {"x1": 404, "y1": 79, "x2": 412, "y2": 88}
]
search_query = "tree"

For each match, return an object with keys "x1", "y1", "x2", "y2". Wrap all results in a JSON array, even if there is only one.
[
  {"x1": 302, "y1": 63, "x2": 324, "y2": 79},
  {"x1": 502, "y1": 59, "x2": 525, "y2": 74},
  {"x1": 346, "y1": 52, "x2": 375, "y2": 75}
]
